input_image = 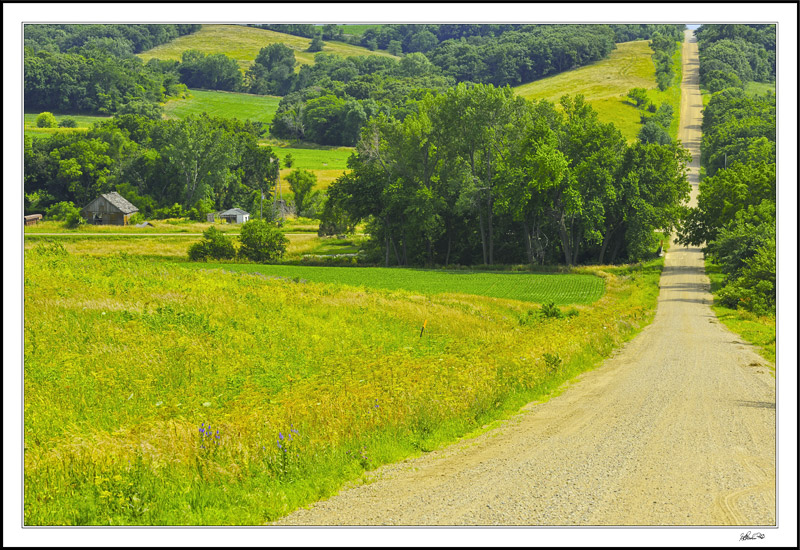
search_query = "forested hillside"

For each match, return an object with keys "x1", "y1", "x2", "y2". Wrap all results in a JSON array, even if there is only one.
[{"x1": 678, "y1": 24, "x2": 776, "y2": 316}]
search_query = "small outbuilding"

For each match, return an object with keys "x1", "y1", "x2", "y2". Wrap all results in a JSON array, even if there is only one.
[
  {"x1": 24, "y1": 214, "x2": 43, "y2": 226},
  {"x1": 80, "y1": 191, "x2": 139, "y2": 226},
  {"x1": 219, "y1": 208, "x2": 249, "y2": 224}
]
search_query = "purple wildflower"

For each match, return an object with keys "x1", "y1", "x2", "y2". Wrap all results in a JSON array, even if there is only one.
[{"x1": 278, "y1": 432, "x2": 284, "y2": 440}]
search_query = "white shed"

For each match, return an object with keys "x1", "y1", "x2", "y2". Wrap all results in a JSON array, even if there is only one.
[{"x1": 219, "y1": 208, "x2": 249, "y2": 224}]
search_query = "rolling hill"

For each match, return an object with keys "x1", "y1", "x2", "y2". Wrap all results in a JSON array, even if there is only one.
[
  {"x1": 514, "y1": 40, "x2": 681, "y2": 142},
  {"x1": 137, "y1": 24, "x2": 398, "y2": 71}
]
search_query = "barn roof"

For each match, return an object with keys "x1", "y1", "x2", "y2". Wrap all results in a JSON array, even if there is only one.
[
  {"x1": 81, "y1": 191, "x2": 139, "y2": 214},
  {"x1": 101, "y1": 192, "x2": 139, "y2": 214},
  {"x1": 219, "y1": 208, "x2": 249, "y2": 216}
]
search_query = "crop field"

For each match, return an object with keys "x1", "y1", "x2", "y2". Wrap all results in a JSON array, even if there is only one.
[
  {"x1": 514, "y1": 40, "x2": 682, "y2": 142},
  {"x1": 163, "y1": 90, "x2": 281, "y2": 125},
  {"x1": 180, "y1": 263, "x2": 606, "y2": 305},
  {"x1": 137, "y1": 24, "x2": 397, "y2": 72},
  {"x1": 23, "y1": 240, "x2": 663, "y2": 524}
]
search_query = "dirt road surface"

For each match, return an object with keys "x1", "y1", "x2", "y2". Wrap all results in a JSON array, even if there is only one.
[{"x1": 274, "y1": 30, "x2": 776, "y2": 527}]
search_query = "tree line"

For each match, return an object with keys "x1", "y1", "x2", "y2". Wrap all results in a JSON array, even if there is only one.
[
  {"x1": 678, "y1": 24, "x2": 776, "y2": 315},
  {"x1": 677, "y1": 87, "x2": 776, "y2": 315},
  {"x1": 323, "y1": 84, "x2": 690, "y2": 267},
  {"x1": 695, "y1": 24, "x2": 775, "y2": 92},
  {"x1": 24, "y1": 114, "x2": 279, "y2": 221}
]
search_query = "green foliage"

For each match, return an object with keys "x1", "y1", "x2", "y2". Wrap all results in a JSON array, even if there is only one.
[
  {"x1": 63, "y1": 211, "x2": 84, "y2": 229},
  {"x1": 188, "y1": 226, "x2": 236, "y2": 261},
  {"x1": 627, "y1": 87, "x2": 649, "y2": 108},
  {"x1": 307, "y1": 35, "x2": 324, "y2": 53},
  {"x1": 716, "y1": 243, "x2": 775, "y2": 315},
  {"x1": 541, "y1": 302, "x2": 563, "y2": 319},
  {"x1": 35, "y1": 112, "x2": 58, "y2": 128},
  {"x1": 178, "y1": 50, "x2": 243, "y2": 92},
  {"x1": 283, "y1": 153, "x2": 294, "y2": 168},
  {"x1": 286, "y1": 169, "x2": 317, "y2": 215},
  {"x1": 237, "y1": 220, "x2": 288, "y2": 262},
  {"x1": 45, "y1": 201, "x2": 80, "y2": 221},
  {"x1": 58, "y1": 117, "x2": 78, "y2": 128}
]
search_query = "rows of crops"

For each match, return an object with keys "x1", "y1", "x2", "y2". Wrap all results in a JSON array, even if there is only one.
[{"x1": 184, "y1": 263, "x2": 606, "y2": 305}]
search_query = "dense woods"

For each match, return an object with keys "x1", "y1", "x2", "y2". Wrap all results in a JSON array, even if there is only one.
[
  {"x1": 695, "y1": 24, "x2": 775, "y2": 92},
  {"x1": 324, "y1": 85, "x2": 689, "y2": 267},
  {"x1": 678, "y1": 25, "x2": 776, "y2": 315},
  {"x1": 24, "y1": 114, "x2": 278, "y2": 220}
]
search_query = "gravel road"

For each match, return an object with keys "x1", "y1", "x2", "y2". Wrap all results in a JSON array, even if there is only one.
[{"x1": 273, "y1": 30, "x2": 776, "y2": 527}]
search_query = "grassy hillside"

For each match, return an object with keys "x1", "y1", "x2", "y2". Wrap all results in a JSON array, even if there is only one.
[
  {"x1": 23, "y1": 242, "x2": 663, "y2": 524},
  {"x1": 138, "y1": 24, "x2": 398, "y2": 71},
  {"x1": 514, "y1": 40, "x2": 682, "y2": 142},
  {"x1": 163, "y1": 89, "x2": 281, "y2": 124}
]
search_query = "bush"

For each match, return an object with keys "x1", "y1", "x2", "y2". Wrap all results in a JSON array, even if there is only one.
[
  {"x1": 283, "y1": 153, "x2": 294, "y2": 168},
  {"x1": 716, "y1": 243, "x2": 776, "y2": 315},
  {"x1": 63, "y1": 212, "x2": 85, "y2": 229},
  {"x1": 35, "y1": 112, "x2": 58, "y2": 128},
  {"x1": 45, "y1": 201, "x2": 80, "y2": 221},
  {"x1": 128, "y1": 212, "x2": 145, "y2": 225},
  {"x1": 238, "y1": 220, "x2": 288, "y2": 262},
  {"x1": 58, "y1": 117, "x2": 78, "y2": 128},
  {"x1": 153, "y1": 203, "x2": 185, "y2": 220},
  {"x1": 188, "y1": 227, "x2": 236, "y2": 261}
]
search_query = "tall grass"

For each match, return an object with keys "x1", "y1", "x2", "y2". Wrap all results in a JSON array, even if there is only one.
[
  {"x1": 24, "y1": 242, "x2": 664, "y2": 525},
  {"x1": 137, "y1": 24, "x2": 397, "y2": 71},
  {"x1": 514, "y1": 40, "x2": 682, "y2": 143}
]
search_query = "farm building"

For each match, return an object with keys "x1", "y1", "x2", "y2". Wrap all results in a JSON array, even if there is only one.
[
  {"x1": 219, "y1": 208, "x2": 249, "y2": 224},
  {"x1": 24, "y1": 214, "x2": 43, "y2": 226},
  {"x1": 80, "y1": 192, "x2": 139, "y2": 226}
]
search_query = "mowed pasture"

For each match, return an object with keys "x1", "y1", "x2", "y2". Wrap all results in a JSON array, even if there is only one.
[
  {"x1": 163, "y1": 89, "x2": 281, "y2": 125},
  {"x1": 514, "y1": 40, "x2": 682, "y2": 142},
  {"x1": 137, "y1": 24, "x2": 398, "y2": 71},
  {"x1": 23, "y1": 241, "x2": 663, "y2": 524},
  {"x1": 190, "y1": 263, "x2": 606, "y2": 305}
]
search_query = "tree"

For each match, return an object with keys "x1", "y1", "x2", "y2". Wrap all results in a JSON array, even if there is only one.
[
  {"x1": 36, "y1": 111, "x2": 58, "y2": 128},
  {"x1": 638, "y1": 121, "x2": 671, "y2": 145},
  {"x1": 627, "y1": 88, "x2": 649, "y2": 108},
  {"x1": 45, "y1": 201, "x2": 80, "y2": 220},
  {"x1": 58, "y1": 117, "x2": 78, "y2": 128},
  {"x1": 238, "y1": 219, "x2": 288, "y2": 262},
  {"x1": 308, "y1": 34, "x2": 324, "y2": 53},
  {"x1": 387, "y1": 40, "x2": 403, "y2": 56},
  {"x1": 286, "y1": 168, "x2": 317, "y2": 215},
  {"x1": 188, "y1": 226, "x2": 236, "y2": 261},
  {"x1": 159, "y1": 115, "x2": 237, "y2": 207}
]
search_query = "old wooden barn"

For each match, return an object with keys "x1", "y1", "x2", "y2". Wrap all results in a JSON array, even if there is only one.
[{"x1": 80, "y1": 192, "x2": 139, "y2": 226}]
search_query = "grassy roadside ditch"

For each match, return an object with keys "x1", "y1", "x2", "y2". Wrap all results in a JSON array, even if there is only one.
[
  {"x1": 23, "y1": 243, "x2": 664, "y2": 525},
  {"x1": 705, "y1": 258, "x2": 776, "y2": 366}
]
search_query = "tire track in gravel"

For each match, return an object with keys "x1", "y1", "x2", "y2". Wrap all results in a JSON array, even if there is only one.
[{"x1": 273, "y1": 30, "x2": 775, "y2": 527}]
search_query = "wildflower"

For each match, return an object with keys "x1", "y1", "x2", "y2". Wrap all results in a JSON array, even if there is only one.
[{"x1": 278, "y1": 432, "x2": 284, "y2": 440}]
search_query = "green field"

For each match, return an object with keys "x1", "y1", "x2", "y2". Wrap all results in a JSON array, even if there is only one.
[
  {"x1": 163, "y1": 89, "x2": 281, "y2": 124},
  {"x1": 514, "y1": 40, "x2": 682, "y2": 142},
  {"x1": 23, "y1": 241, "x2": 663, "y2": 524},
  {"x1": 339, "y1": 24, "x2": 386, "y2": 37},
  {"x1": 185, "y1": 263, "x2": 606, "y2": 305},
  {"x1": 744, "y1": 81, "x2": 776, "y2": 97},
  {"x1": 24, "y1": 112, "x2": 111, "y2": 139},
  {"x1": 138, "y1": 24, "x2": 398, "y2": 71}
]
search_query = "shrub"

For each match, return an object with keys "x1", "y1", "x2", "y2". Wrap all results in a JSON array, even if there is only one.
[
  {"x1": 35, "y1": 112, "x2": 58, "y2": 128},
  {"x1": 58, "y1": 117, "x2": 78, "y2": 128},
  {"x1": 45, "y1": 201, "x2": 80, "y2": 221},
  {"x1": 307, "y1": 35, "x2": 324, "y2": 53},
  {"x1": 188, "y1": 227, "x2": 236, "y2": 261},
  {"x1": 238, "y1": 220, "x2": 288, "y2": 262},
  {"x1": 283, "y1": 153, "x2": 294, "y2": 168},
  {"x1": 153, "y1": 203, "x2": 185, "y2": 220},
  {"x1": 626, "y1": 87, "x2": 649, "y2": 108},
  {"x1": 63, "y1": 212, "x2": 85, "y2": 229},
  {"x1": 541, "y1": 302, "x2": 563, "y2": 319},
  {"x1": 128, "y1": 212, "x2": 145, "y2": 225}
]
